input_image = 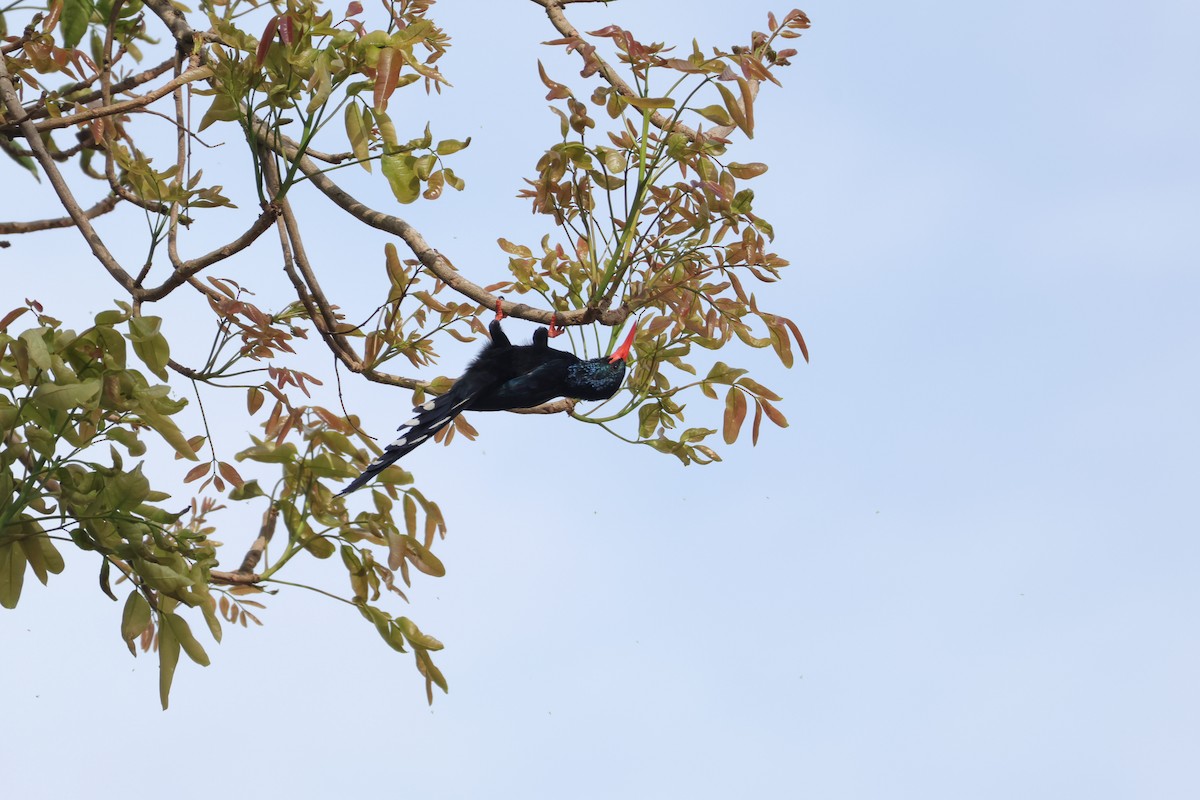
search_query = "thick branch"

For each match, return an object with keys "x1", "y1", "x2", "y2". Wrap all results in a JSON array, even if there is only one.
[
  {"x1": 209, "y1": 504, "x2": 277, "y2": 585},
  {"x1": 209, "y1": 571, "x2": 263, "y2": 585},
  {"x1": 0, "y1": 194, "x2": 120, "y2": 234},
  {"x1": 142, "y1": 0, "x2": 197, "y2": 53}
]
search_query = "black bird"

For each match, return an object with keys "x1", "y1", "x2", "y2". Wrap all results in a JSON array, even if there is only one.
[{"x1": 337, "y1": 317, "x2": 637, "y2": 495}]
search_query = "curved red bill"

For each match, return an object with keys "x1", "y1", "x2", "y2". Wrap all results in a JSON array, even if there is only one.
[{"x1": 607, "y1": 323, "x2": 637, "y2": 363}]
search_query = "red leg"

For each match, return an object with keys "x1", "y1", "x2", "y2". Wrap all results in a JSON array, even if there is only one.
[
  {"x1": 547, "y1": 312, "x2": 565, "y2": 338},
  {"x1": 494, "y1": 296, "x2": 505, "y2": 321}
]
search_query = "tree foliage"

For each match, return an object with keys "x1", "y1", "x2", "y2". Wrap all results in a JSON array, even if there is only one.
[{"x1": 0, "y1": 0, "x2": 810, "y2": 707}]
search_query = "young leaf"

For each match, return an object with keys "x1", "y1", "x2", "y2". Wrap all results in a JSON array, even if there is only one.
[
  {"x1": 158, "y1": 617, "x2": 180, "y2": 710},
  {"x1": 121, "y1": 591, "x2": 152, "y2": 656},
  {"x1": 162, "y1": 611, "x2": 211, "y2": 666},
  {"x1": 345, "y1": 103, "x2": 372, "y2": 172},
  {"x1": 722, "y1": 386, "x2": 747, "y2": 445},
  {"x1": 0, "y1": 541, "x2": 27, "y2": 609},
  {"x1": 61, "y1": 0, "x2": 90, "y2": 49},
  {"x1": 128, "y1": 316, "x2": 171, "y2": 380},
  {"x1": 381, "y1": 153, "x2": 420, "y2": 204}
]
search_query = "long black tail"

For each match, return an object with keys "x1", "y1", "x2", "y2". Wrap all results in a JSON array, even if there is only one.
[{"x1": 337, "y1": 388, "x2": 477, "y2": 495}]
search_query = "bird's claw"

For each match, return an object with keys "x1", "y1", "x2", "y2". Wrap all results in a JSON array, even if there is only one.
[
  {"x1": 547, "y1": 313, "x2": 564, "y2": 338},
  {"x1": 494, "y1": 296, "x2": 505, "y2": 321}
]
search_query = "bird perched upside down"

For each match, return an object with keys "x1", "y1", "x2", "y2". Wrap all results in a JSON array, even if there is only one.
[{"x1": 338, "y1": 316, "x2": 637, "y2": 495}]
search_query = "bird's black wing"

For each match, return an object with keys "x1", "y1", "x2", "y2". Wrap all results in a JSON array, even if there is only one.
[{"x1": 468, "y1": 358, "x2": 572, "y2": 411}]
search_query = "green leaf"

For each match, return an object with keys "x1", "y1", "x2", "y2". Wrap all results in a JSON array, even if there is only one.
[
  {"x1": 0, "y1": 541, "x2": 27, "y2": 609},
  {"x1": 381, "y1": 153, "x2": 420, "y2": 204},
  {"x1": 200, "y1": 596, "x2": 222, "y2": 644},
  {"x1": 158, "y1": 615, "x2": 180, "y2": 709},
  {"x1": 99, "y1": 463, "x2": 151, "y2": 511},
  {"x1": 403, "y1": 535, "x2": 444, "y2": 577},
  {"x1": 303, "y1": 536, "x2": 336, "y2": 559},
  {"x1": 705, "y1": 361, "x2": 748, "y2": 386},
  {"x1": 139, "y1": 408, "x2": 198, "y2": 461},
  {"x1": 728, "y1": 162, "x2": 768, "y2": 179},
  {"x1": 32, "y1": 378, "x2": 101, "y2": 411},
  {"x1": 414, "y1": 153, "x2": 437, "y2": 181},
  {"x1": 403, "y1": 493, "x2": 417, "y2": 537},
  {"x1": 415, "y1": 648, "x2": 448, "y2": 695},
  {"x1": 133, "y1": 558, "x2": 194, "y2": 595},
  {"x1": 18, "y1": 530, "x2": 63, "y2": 585},
  {"x1": 229, "y1": 479, "x2": 265, "y2": 500},
  {"x1": 397, "y1": 616, "x2": 443, "y2": 651},
  {"x1": 162, "y1": 611, "x2": 210, "y2": 666},
  {"x1": 694, "y1": 104, "x2": 733, "y2": 126},
  {"x1": 679, "y1": 427, "x2": 716, "y2": 444},
  {"x1": 435, "y1": 137, "x2": 471, "y2": 156},
  {"x1": 443, "y1": 168, "x2": 464, "y2": 191},
  {"x1": 61, "y1": 0, "x2": 90, "y2": 49},
  {"x1": 716, "y1": 82, "x2": 749, "y2": 137},
  {"x1": 345, "y1": 104, "x2": 372, "y2": 172},
  {"x1": 121, "y1": 591, "x2": 152, "y2": 656},
  {"x1": 99, "y1": 558, "x2": 118, "y2": 601},
  {"x1": 199, "y1": 93, "x2": 241, "y2": 131},
  {"x1": 622, "y1": 95, "x2": 676, "y2": 110},
  {"x1": 19, "y1": 328, "x2": 51, "y2": 371},
  {"x1": 1, "y1": 137, "x2": 40, "y2": 179},
  {"x1": 128, "y1": 316, "x2": 171, "y2": 380}
]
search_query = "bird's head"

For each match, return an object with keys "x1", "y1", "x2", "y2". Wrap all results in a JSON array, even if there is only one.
[{"x1": 607, "y1": 323, "x2": 637, "y2": 364}]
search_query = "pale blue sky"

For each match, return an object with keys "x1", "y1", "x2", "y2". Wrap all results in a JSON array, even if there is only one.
[{"x1": 3, "y1": 1, "x2": 1197, "y2": 798}]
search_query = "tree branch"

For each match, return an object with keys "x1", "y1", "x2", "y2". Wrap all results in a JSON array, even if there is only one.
[
  {"x1": 142, "y1": 0, "x2": 197, "y2": 54},
  {"x1": 136, "y1": 210, "x2": 279, "y2": 301},
  {"x1": 0, "y1": 194, "x2": 120, "y2": 234},
  {"x1": 0, "y1": 57, "x2": 139, "y2": 294},
  {"x1": 10, "y1": 66, "x2": 214, "y2": 135}
]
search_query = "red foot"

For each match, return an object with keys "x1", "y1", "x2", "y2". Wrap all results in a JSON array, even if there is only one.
[
  {"x1": 494, "y1": 296, "x2": 505, "y2": 321},
  {"x1": 547, "y1": 313, "x2": 565, "y2": 338}
]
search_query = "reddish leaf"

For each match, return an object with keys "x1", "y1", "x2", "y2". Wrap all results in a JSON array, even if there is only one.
[
  {"x1": 218, "y1": 462, "x2": 245, "y2": 488},
  {"x1": 778, "y1": 315, "x2": 809, "y2": 363},
  {"x1": 737, "y1": 377, "x2": 781, "y2": 401},
  {"x1": 256, "y1": 16, "x2": 280, "y2": 67},
  {"x1": 246, "y1": 386, "x2": 264, "y2": 415},
  {"x1": 374, "y1": 47, "x2": 401, "y2": 111},
  {"x1": 184, "y1": 462, "x2": 212, "y2": 483},
  {"x1": 737, "y1": 76, "x2": 756, "y2": 136},
  {"x1": 722, "y1": 387, "x2": 747, "y2": 445},
  {"x1": 760, "y1": 399, "x2": 789, "y2": 428},
  {"x1": 0, "y1": 307, "x2": 28, "y2": 331},
  {"x1": 278, "y1": 15, "x2": 295, "y2": 45}
]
